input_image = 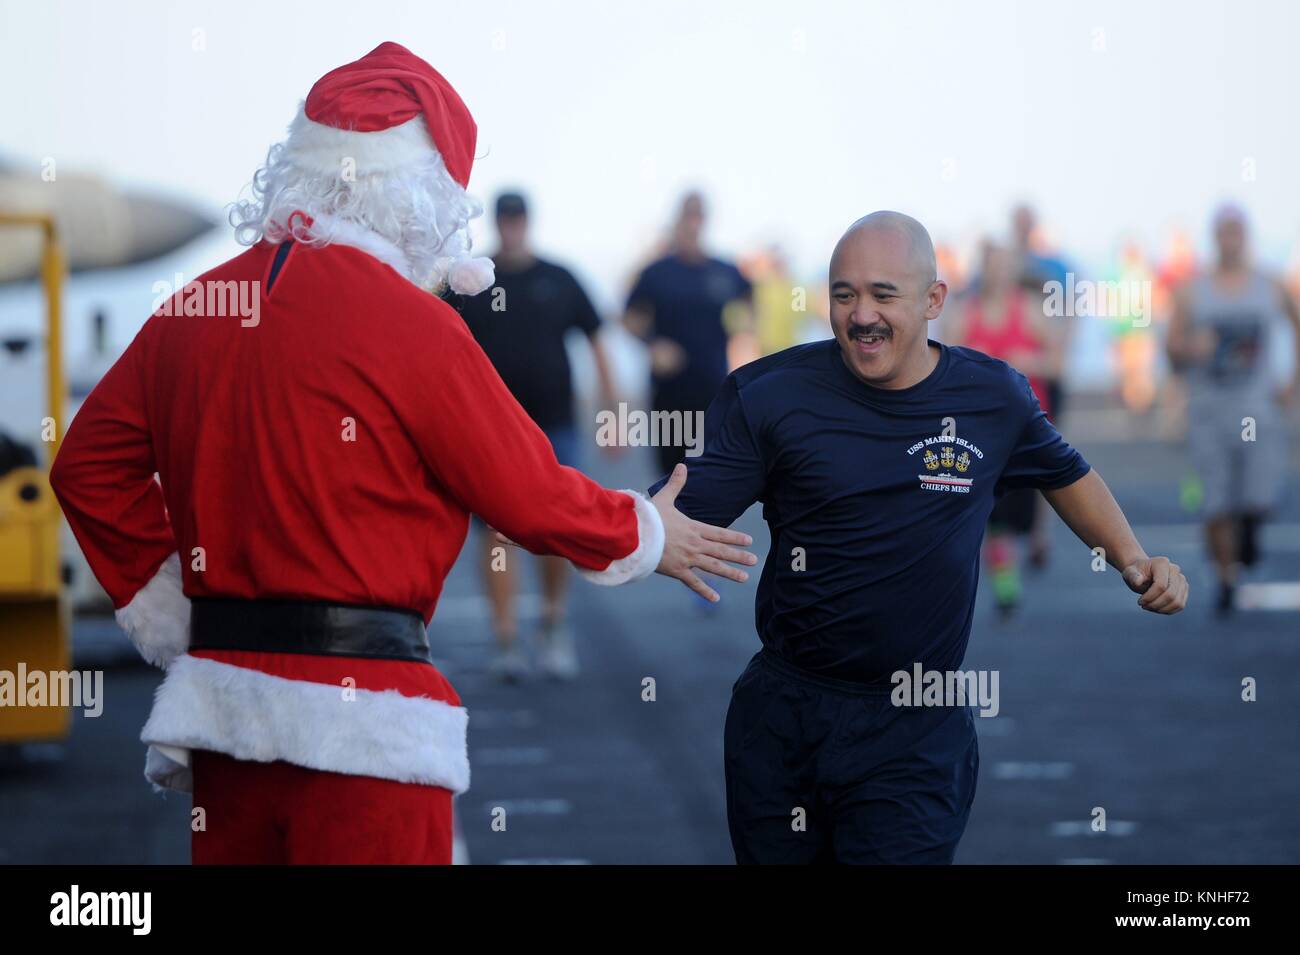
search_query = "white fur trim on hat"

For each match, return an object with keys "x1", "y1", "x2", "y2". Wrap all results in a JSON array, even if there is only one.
[
  {"x1": 140, "y1": 654, "x2": 470, "y2": 795},
  {"x1": 576, "y1": 490, "x2": 665, "y2": 586},
  {"x1": 114, "y1": 553, "x2": 190, "y2": 669},
  {"x1": 285, "y1": 107, "x2": 435, "y2": 178}
]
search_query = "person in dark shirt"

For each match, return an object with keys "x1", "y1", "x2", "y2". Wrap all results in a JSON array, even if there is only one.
[
  {"x1": 625, "y1": 191, "x2": 754, "y2": 474},
  {"x1": 651, "y1": 211, "x2": 1188, "y2": 864},
  {"x1": 459, "y1": 192, "x2": 622, "y2": 682}
]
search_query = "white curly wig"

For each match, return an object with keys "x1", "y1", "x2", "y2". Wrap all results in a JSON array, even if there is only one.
[{"x1": 229, "y1": 106, "x2": 495, "y2": 295}]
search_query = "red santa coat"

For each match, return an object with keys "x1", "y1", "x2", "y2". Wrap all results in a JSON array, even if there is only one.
[{"x1": 51, "y1": 215, "x2": 664, "y2": 794}]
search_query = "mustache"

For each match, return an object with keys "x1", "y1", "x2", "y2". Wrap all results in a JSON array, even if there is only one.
[{"x1": 847, "y1": 322, "x2": 892, "y2": 338}]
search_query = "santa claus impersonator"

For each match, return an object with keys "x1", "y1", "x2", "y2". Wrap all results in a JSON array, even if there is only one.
[{"x1": 48, "y1": 41, "x2": 756, "y2": 865}]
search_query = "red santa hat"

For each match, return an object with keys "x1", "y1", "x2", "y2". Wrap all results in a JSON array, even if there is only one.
[
  {"x1": 284, "y1": 41, "x2": 477, "y2": 184},
  {"x1": 264, "y1": 42, "x2": 494, "y2": 295}
]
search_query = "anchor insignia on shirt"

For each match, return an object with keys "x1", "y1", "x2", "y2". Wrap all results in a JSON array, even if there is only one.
[{"x1": 908, "y1": 433, "x2": 983, "y2": 494}]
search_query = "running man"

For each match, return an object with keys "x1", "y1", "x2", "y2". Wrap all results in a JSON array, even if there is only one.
[
  {"x1": 459, "y1": 192, "x2": 622, "y2": 680},
  {"x1": 653, "y1": 211, "x2": 1188, "y2": 864},
  {"x1": 1167, "y1": 205, "x2": 1300, "y2": 614}
]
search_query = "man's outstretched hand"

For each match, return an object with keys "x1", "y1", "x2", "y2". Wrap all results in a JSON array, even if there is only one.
[
  {"x1": 1121, "y1": 556, "x2": 1189, "y2": 614},
  {"x1": 651, "y1": 463, "x2": 757, "y2": 602}
]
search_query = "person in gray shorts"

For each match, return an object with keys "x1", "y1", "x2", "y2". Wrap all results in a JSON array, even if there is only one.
[{"x1": 1168, "y1": 205, "x2": 1300, "y2": 614}]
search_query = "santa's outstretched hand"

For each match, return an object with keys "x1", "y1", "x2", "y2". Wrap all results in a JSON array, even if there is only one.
[
  {"x1": 650, "y1": 464, "x2": 756, "y2": 603},
  {"x1": 496, "y1": 463, "x2": 756, "y2": 602}
]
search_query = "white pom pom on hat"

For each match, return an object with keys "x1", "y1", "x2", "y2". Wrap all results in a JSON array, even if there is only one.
[{"x1": 447, "y1": 255, "x2": 496, "y2": 296}]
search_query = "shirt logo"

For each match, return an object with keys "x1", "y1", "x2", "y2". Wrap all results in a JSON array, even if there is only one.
[{"x1": 908, "y1": 434, "x2": 984, "y2": 495}]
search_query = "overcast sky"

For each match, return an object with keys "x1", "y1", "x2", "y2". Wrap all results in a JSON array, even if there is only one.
[{"x1": 3, "y1": 0, "x2": 1299, "y2": 312}]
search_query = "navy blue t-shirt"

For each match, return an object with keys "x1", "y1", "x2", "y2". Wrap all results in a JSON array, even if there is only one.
[
  {"x1": 649, "y1": 338, "x2": 1091, "y2": 685},
  {"x1": 626, "y1": 254, "x2": 752, "y2": 407}
]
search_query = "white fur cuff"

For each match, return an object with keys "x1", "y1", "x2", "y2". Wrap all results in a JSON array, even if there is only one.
[
  {"x1": 115, "y1": 553, "x2": 190, "y2": 669},
  {"x1": 577, "y1": 490, "x2": 665, "y2": 586}
]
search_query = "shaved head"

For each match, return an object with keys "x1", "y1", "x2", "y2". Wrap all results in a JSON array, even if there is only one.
[
  {"x1": 827, "y1": 210, "x2": 947, "y2": 389},
  {"x1": 832, "y1": 211, "x2": 937, "y2": 291}
]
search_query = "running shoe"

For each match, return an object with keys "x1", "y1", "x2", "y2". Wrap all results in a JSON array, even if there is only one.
[
  {"x1": 538, "y1": 623, "x2": 580, "y2": 681},
  {"x1": 489, "y1": 645, "x2": 531, "y2": 684}
]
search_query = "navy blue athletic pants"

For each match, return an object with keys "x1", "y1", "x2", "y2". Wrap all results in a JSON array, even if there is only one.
[{"x1": 724, "y1": 648, "x2": 980, "y2": 864}]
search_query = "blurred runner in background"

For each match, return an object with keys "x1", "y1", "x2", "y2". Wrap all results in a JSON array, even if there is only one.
[
  {"x1": 1154, "y1": 229, "x2": 1198, "y2": 443},
  {"x1": 459, "y1": 192, "x2": 621, "y2": 680},
  {"x1": 746, "y1": 244, "x2": 802, "y2": 356},
  {"x1": 1011, "y1": 204, "x2": 1073, "y2": 425},
  {"x1": 950, "y1": 242, "x2": 1060, "y2": 615},
  {"x1": 1108, "y1": 239, "x2": 1160, "y2": 415},
  {"x1": 625, "y1": 191, "x2": 755, "y2": 475},
  {"x1": 1167, "y1": 204, "x2": 1300, "y2": 615}
]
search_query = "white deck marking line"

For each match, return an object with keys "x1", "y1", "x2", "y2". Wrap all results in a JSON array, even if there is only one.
[
  {"x1": 1050, "y1": 820, "x2": 1138, "y2": 837},
  {"x1": 1236, "y1": 582, "x2": 1300, "y2": 611},
  {"x1": 499, "y1": 858, "x2": 591, "y2": 865},
  {"x1": 474, "y1": 747, "x2": 551, "y2": 766},
  {"x1": 487, "y1": 798, "x2": 572, "y2": 815},
  {"x1": 470, "y1": 709, "x2": 539, "y2": 729},
  {"x1": 992, "y1": 761, "x2": 1075, "y2": 780}
]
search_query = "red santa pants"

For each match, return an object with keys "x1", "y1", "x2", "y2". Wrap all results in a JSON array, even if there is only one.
[{"x1": 190, "y1": 749, "x2": 454, "y2": 864}]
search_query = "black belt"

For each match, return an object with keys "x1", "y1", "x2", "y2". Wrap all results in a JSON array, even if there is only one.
[{"x1": 189, "y1": 598, "x2": 431, "y2": 663}]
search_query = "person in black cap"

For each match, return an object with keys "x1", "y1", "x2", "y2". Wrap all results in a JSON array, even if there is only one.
[{"x1": 459, "y1": 191, "x2": 622, "y2": 681}]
